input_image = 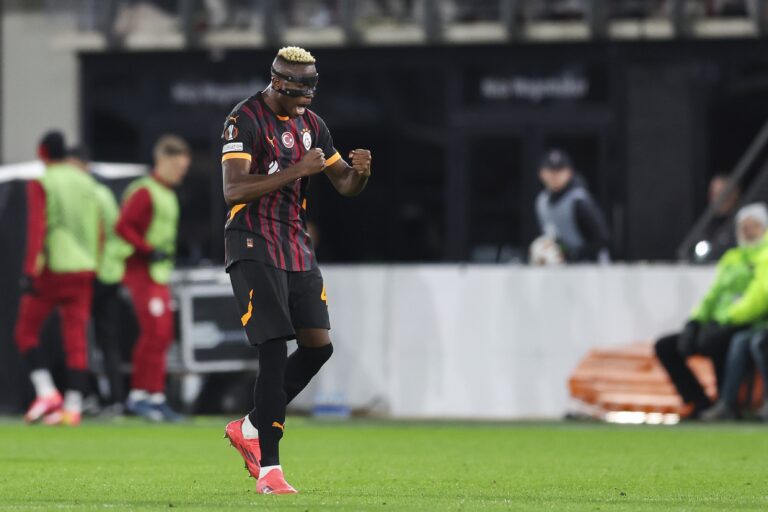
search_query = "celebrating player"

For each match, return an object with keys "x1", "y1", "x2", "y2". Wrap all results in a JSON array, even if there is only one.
[{"x1": 221, "y1": 46, "x2": 371, "y2": 494}]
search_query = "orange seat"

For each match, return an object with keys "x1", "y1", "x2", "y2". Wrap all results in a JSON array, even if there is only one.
[{"x1": 568, "y1": 341, "x2": 716, "y2": 418}]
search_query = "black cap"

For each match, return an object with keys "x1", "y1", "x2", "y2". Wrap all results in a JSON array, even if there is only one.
[
  {"x1": 539, "y1": 148, "x2": 572, "y2": 171},
  {"x1": 38, "y1": 131, "x2": 66, "y2": 161}
]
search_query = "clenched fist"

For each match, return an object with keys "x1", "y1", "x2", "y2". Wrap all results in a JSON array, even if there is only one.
[
  {"x1": 297, "y1": 148, "x2": 326, "y2": 176},
  {"x1": 348, "y1": 149, "x2": 372, "y2": 178}
]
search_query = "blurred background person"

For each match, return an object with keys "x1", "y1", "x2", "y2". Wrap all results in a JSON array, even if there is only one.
[
  {"x1": 691, "y1": 174, "x2": 741, "y2": 263},
  {"x1": 117, "y1": 135, "x2": 190, "y2": 422},
  {"x1": 14, "y1": 131, "x2": 101, "y2": 426},
  {"x1": 68, "y1": 146, "x2": 131, "y2": 414},
  {"x1": 655, "y1": 203, "x2": 768, "y2": 419},
  {"x1": 530, "y1": 148, "x2": 611, "y2": 265},
  {"x1": 699, "y1": 203, "x2": 768, "y2": 421}
]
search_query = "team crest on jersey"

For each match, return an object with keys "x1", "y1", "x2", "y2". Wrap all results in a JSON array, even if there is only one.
[
  {"x1": 224, "y1": 124, "x2": 239, "y2": 141},
  {"x1": 281, "y1": 132, "x2": 295, "y2": 149},
  {"x1": 301, "y1": 129, "x2": 312, "y2": 150}
]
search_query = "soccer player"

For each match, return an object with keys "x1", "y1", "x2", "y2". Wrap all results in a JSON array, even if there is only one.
[
  {"x1": 15, "y1": 131, "x2": 100, "y2": 426},
  {"x1": 68, "y1": 146, "x2": 131, "y2": 411},
  {"x1": 117, "y1": 135, "x2": 190, "y2": 422},
  {"x1": 221, "y1": 46, "x2": 371, "y2": 494}
]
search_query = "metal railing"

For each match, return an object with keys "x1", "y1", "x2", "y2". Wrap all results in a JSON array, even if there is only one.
[{"x1": 677, "y1": 119, "x2": 768, "y2": 261}]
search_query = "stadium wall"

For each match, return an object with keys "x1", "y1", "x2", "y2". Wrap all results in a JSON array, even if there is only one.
[
  {"x1": 292, "y1": 264, "x2": 714, "y2": 419},
  {"x1": 0, "y1": 11, "x2": 79, "y2": 164}
]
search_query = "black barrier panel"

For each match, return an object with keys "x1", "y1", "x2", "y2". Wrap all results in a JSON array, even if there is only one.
[
  {"x1": 0, "y1": 180, "x2": 31, "y2": 413},
  {"x1": 76, "y1": 41, "x2": 768, "y2": 264}
]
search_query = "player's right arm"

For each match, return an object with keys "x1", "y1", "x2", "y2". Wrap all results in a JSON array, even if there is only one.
[
  {"x1": 115, "y1": 187, "x2": 154, "y2": 255},
  {"x1": 222, "y1": 150, "x2": 326, "y2": 208}
]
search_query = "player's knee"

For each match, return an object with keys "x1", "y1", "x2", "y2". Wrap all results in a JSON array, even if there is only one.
[
  {"x1": 318, "y1": 342, "x2": 333, "y2": 363},
  {"x1": 296, "y1": 328, "x2": 331, "y2": 348}
]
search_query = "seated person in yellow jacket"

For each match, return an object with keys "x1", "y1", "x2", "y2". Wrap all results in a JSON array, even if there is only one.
[{"x1": 655, "y1": 203, "x2": 768, "y2": 419}]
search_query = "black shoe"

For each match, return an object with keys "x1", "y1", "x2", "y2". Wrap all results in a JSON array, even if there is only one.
[{"x1": 700, "y1": 401, "x2": 739, "y2": 422}]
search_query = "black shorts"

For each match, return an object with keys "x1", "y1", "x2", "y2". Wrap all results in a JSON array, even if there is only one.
[{"x1": 228, "y1": 260, "x2": 330, "y2": 345}]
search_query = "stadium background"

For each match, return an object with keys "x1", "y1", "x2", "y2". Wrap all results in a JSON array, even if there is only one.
[
  {"x1": 2, "y1": 0, "x2": 768, "y2": 418},
  {"x1": 5, "y1": 2, "x2": 768, "y2": 510}
]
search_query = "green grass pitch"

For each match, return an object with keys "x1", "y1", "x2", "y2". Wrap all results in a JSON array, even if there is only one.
[{"x1": 0, "y1": 418, "x2": 766, "y2": 511}]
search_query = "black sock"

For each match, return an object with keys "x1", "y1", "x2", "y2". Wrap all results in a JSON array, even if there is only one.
[
  {"x1": 284, "y1": 344, "x2": 333, "y2": 404},
  {"x1": 67, "y1": 370, "x2": 90, "y2": 396},
  {"x1": 22, "y1": 347, "x2": 44, "y2": 372},
  {"x1": 253, "y1": 340, "x2": 288, "y2": 467}
]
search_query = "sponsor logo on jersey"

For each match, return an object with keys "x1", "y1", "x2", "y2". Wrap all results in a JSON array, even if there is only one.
[
  {"x1": 224, "y1": 124, "x2": 239, "y2": 141},
  {"x1": 302, "y1": 130, "x2": 312, "y2": 150},
  {"x1": 281, "y1": 131, "x2": 295, "y2": 149},
  {"x1": 268, "y1": 160, "x2": 279, "y2": 175},
  {"x1": 222, "y1": 142, "x2": 244, "y2": 153}
]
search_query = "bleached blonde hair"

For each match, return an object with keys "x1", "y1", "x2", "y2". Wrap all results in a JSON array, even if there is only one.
[{"x1": 276, "y1": 46, "x2": 316, "y2": 64}]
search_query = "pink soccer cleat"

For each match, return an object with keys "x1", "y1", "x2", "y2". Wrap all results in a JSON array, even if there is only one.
[
  {"x1": 24, "y1": 392, "x2": 63, "y2": 424},
  {"x1": 224, "y1": 418, "x2": 261, "y2": 479},
  {"x1": 42, "y1": 409, "x2": 81, "y2": 426},
  {"x1": 256, "y1": 467, "x2": 297, "y2": 495}
]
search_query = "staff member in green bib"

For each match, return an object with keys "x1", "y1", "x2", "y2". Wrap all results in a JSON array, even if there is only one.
[
  {"x1": 68, "y1": 146, "x2": 131, "y2": 411},
  {"x1": 116, "y1": 135, "x2": 190, "y2": 422},
  {"x1": 15, "y1": 131, "x2": 101, "y2": 426}
]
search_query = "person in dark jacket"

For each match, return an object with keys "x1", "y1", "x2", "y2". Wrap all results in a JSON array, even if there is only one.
[{"x1": 531, "y1": 149, "x2": 611, "y2": 264}]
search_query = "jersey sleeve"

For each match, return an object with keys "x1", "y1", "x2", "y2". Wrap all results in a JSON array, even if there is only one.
[
  {"x1": 221, "y1": 105, "x2": 258, "y2": 164},
  {"x1": 23, "y1": 180, "x2": 47, "y2": 276},
  {"x1": 314, "y1": 114, "x2": 342, "y2": 167},
  {"x1": 116, "y1": 187, "x2": 154, "y2": 255}
]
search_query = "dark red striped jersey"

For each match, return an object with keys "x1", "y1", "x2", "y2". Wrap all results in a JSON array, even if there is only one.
[{"x1": 221, "y1": 92, "x2": 340, "y2": 272}]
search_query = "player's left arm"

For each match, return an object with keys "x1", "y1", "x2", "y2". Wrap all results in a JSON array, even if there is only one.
[{"x1": 324, "y1": 150, "x2": 371, "y2": 197}]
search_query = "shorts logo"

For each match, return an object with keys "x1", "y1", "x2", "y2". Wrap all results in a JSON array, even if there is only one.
[
  {"x1": 272, "y1": 421, "x2": 285, "y2": 432},
  {"x1": 222, "y1": 142, "x2": 243, "y2": 153},
  {"x1": 281, "y1": 131, "x2": 295, "y2": 149},
  {"x1": 241, "y1": 290, "x2": 254, "y2": 326},
  {"x1": 246, "y1": 238, "x2": 254, "y2": 248},
  {"x1": 148, "y1": 297, "x2": 165, "y2": 318},
  {"x1": 224, "y1": 124, "x2": 239, "y2": 141},
  {"x1": 302, "y1": 130, "x2": 312, "y2": 150},
  {"x1": 320, "y1": 286, "x2": 328, "y2": 304}
]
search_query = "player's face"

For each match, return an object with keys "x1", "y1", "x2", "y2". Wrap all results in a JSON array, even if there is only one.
[
  {"x1": 273, "y1": 64, "x2": 318, "y2": 118},
  {"x1": 540, "y1": 167, "x2": 572, "y2": 192},
  {"x1": 738, "y1": 216, "x2": 765, "y2": 245},
  {"x1": 157, "y1": 154, "x2": 191, "y2": 187}
]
